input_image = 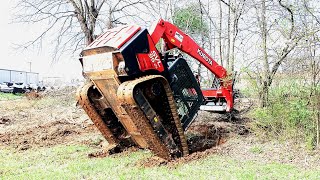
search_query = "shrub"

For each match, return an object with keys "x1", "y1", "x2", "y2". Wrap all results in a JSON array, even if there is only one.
[{"x1": 250, "y1": 83, "x2": 318, "y2": 149}]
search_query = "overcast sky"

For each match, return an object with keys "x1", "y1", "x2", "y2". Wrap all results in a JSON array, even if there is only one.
[
  {"x1": 1, "y1": 1, "x2": 83, "y2": 81},
  {"x1": 0, "y1": 0, "x2": 259, "y2": 83}
]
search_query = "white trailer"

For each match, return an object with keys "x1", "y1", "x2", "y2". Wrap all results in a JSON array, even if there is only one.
[{"x1": 0, "y1": 69, "x2": 39, "y2": 84}]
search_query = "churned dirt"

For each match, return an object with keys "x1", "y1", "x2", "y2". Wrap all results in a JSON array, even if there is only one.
[
  {"x1": 0, "y1": 88, "x2": 106, "y2": 151},
  {"x1": 135, "y1": 98, "x2": 320, "y2": 168},
  {"x1": 2, "y1": 91, "x2": 318, "y2": 169},
  {"x1": 136, "y1": 111, "x2": 251, "y2": 167},
  {"x1": 0, "y1": 90, "x2": 251, "y2": 158},
  {"x1": 0, "y1": 120, "x2": 97, "y2": 151},
  {"x1": 136, "y1": 98, "x2": 253, "y2": 167}
]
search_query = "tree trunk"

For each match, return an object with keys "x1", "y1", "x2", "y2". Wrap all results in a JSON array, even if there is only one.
[
  {"x1": 217, "y1": 0, "x2": 223, "y2": 66},
  {"x1": 226, "y1": 1, "x2": 231, "y2": 68},
  {"x1": 317, "y1": 99, "x2": 319, "y2": 148},
  {"x1": 198, "y1": 0, "x2": 205, "y2": 85},
  {"x1": 107, "y1": 6, "x2": 114, "y2": 29},
  {"x1": 261, "y1": 81, "x2": 269, "y2": 107},
  {"x1": 309, "y1": 36, "x2": 319, "y2": 148},
  {"x1": 260, "y1": 0, "x2": 269, "y2": 107},
  {"x1": 229, "y1": 0, "x2": 235, "y2": 72}
]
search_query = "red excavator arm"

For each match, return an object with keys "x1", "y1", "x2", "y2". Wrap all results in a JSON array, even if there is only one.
[{"x1": 150, "y1": 19, "x2": 233, "y2": 112}]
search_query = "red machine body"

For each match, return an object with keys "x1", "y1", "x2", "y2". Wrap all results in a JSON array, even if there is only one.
[{"x1": 84, "y1": 19, "x2": 234, "y2": 112}]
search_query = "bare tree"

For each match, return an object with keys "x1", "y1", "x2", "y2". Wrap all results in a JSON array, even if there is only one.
[
  {"x1": 217, "y1": 0, "x2": 223, "y2": 66},
  {"x1": 13, "y1": 0, "x2": 148, "y2": 60},
  {"x1": 303, "y1": 0, "x2": 320, "y2": 147},
  {"x1": 220, "y1": 0, "x2": 246, "y2": 71},
  {"x1": 251, "y1": 0, "x2": 308, "y2": 107},
  {"x1": 260, "y1": 0, "x2": 269, "y2": 107}
]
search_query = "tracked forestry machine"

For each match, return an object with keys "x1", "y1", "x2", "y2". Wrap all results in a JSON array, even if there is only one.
[{"x1": 77, "y1": 19, "x2": 234, "y2": 160}]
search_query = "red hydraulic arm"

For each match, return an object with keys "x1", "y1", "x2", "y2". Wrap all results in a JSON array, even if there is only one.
[{"x1": 149, "y1": 19, "x2": 233, "y2": 111}]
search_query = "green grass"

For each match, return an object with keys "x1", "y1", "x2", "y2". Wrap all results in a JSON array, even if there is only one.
[
  {"x1": 0, "y1": 92, "x2": 22, "y2": 101},
  {"x1": 249, "y1": 146, "x2": 263, "y2": 154},
  {"x1": 1, "y1": 145, "x2": 319, "y2": 180}
]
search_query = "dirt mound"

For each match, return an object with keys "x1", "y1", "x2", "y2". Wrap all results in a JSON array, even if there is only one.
[
  {"x1": 0, "y1": 120, "x2": 95, "y2": 151},
  {"x1": 187, "y1": 124, "x2": 225, "y2": 153},
  {"x1": 136, "y1": 118, "x2": 250, "y2": 167},
  {"x1": 168, "y1": 146, "x2": 220, "y2": 166},
  {"x1": 187, "y1": 119, "x2": 249, "y2": 152},
  {"x1": 25, "y1": 91, "x2": 43, "y2": 100}
]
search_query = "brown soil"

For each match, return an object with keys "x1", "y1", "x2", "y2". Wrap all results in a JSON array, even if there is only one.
[
  {"x1": 0, "y1": 91, "x2": 252, "y2": 165},
  {"x1": 0, "y1": 88, "x2": 105, "y2": 151},
  {"x1": 135, "y1": 98, "x2": 253, "y2": 167},
  {"x1": 187, "y1": 121, "x2": 249, "y2": 152},
  {"x1": 0, "y1": 120, "x2": 97, "y2": 151},
  {"x1": 1, "y1": 93, "x2": 318, "y2": 169},
  {"x1": 25, "y1": 91, "x2": 43, "y2": 100},
  {"x1": 136, "y1": 116, "x2": 250, "y2": 167}
]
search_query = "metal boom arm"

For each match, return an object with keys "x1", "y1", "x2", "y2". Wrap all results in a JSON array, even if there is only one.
[{"x1": 149, "y1": 19, "x2": 233, "y2": 111}]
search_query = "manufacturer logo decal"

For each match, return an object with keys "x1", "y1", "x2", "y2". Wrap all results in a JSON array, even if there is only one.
[
  {"x1": 148, "y1": 51, "x2": 162, "y2": 69},
  {"x1": 197, "y1": 49, "x2": 213, "y2": 66},
  {"x1": 174, "y1": 31, "x2": 183, "y2": 42}
]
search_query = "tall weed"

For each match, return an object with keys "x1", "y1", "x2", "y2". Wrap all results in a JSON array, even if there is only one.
[{"x1": 250, "y1": 83, "x2": 319, "y2": 149}]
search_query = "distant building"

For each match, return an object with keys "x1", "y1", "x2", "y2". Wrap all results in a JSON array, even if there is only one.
[{"x1": 0, "y1": 69, "x2": 39, "y2": 84}]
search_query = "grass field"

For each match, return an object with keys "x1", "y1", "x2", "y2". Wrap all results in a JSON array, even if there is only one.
[
  {"x1": 0, "y1": 92, "x2": 22, "y2": 101},
  {"x1": 1, "y1": 91, "x2": 319, "y2": 179},
  {"x1": 1, "y1": 144, "x2": 319, "y2": 180}
]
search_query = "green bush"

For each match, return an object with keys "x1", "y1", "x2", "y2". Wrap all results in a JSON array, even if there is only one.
[{"x1": 250, "y1": 83, "x2": 319, "y2": 149}]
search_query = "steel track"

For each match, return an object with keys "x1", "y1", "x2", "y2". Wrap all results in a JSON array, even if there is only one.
[
  {"x1": 117, "y1": 75, "x2": 189, "y2": 159},
  {"x1": 77, "y1": 82, "x2": 119, "y2": 149}
]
